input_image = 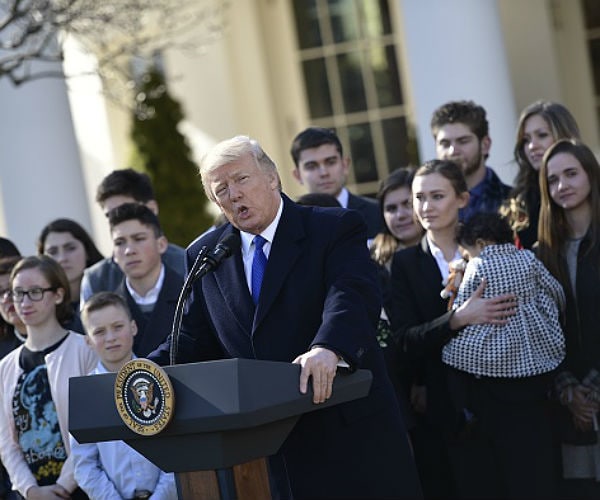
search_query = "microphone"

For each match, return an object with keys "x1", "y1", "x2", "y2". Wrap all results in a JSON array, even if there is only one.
[
  {"x1": 193, "y1": 233, "x2": 241, "y2": 280},
  {"x1": 169, "y1": 233, "x2": 241, "y2": 365}
]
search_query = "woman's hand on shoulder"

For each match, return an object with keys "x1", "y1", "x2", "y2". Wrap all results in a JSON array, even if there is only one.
[{"x1": 449, "y1": 278, "x2": 517, "y2": 330}]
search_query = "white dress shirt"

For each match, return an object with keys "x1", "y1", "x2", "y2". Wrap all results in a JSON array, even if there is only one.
[
  {"x1": 126, "y1": 264, "x2": 166, "y2": 307},
  {"x1": 240, "y1": 197, "x2": 283, "y2": 294},
  {"x1": 336, "y1": 187, "x2": 350, "y2": 209},
  {"x1": 427, "y1": 235, "x2": 462, "y2": 283}
]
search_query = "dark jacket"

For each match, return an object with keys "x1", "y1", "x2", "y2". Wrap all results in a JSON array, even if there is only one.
[
  {"x1": 559, "y1": 233, "x2": 600, "y2": 380},
  {"x1": 347, "y1": 192, "x2": 383, "y2": 239},
  {"x1": 150, "y1": 195, "x2": 421, "y2": 499},
  {"x1": 116, "y1": 264, "x2": 183, "y2": 357},
  {"x1": 390, "y1": 237, "x2": 459, "y2": 432},
  {"x1": 460, "y1": 167, "x2": 512, "y2": 222}
]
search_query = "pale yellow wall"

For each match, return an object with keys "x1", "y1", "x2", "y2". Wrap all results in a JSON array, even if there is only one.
[
  {"x1": 497, "y1": 0, "x2": 563, "y2": 108},
  {"x1": 163, "y1": 0, "x2": 305, "y2": 202},
  {"x1": 498, "y1": 0, "x2": 599, "y2": 154},
  {"x1": 553, "y1": 0, "x2": 600, "y2": 152},
  {"x1": 255, "y1": 0, "x2": 311, "y2": 198}
]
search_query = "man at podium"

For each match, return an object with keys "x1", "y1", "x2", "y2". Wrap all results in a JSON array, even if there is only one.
[{"x1": 149, "y1": 135, "x2": 422, "y2": 499}]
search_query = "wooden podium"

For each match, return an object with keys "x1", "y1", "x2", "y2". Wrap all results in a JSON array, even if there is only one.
[{"x1": 69, "y1": 358, "x2": 372, "y2": 499}]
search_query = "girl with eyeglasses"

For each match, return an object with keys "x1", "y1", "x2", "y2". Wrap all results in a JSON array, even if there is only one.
[{"x1": 0, "y1": 256, "x2": 97, "y2": 499}]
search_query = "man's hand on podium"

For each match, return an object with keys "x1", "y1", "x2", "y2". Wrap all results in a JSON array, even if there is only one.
[{"x1": 293, "y1": 347, "x2": 339, "y2": 404}]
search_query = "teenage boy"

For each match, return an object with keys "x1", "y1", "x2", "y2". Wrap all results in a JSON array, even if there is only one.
[
  {"x1": 108, "y1": 203, "x2": 183, "y2": 357},
  {"x1": 71, "y1": 291, "x2": 177, "y2": 500},
  {"x1": 431, "y1": 100, "x2": 511, "y2": 221},
  {"x1": 81, "y1": 168, "x2": 186, "y2": 303},
  {"x1": 290, "y1": 127, "x2": 382, "y2": 239}
]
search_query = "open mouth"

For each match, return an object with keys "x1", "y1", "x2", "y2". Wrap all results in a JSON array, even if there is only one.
[{"x1": 238, "y1": 206, "x2": 250, "y2": 218}]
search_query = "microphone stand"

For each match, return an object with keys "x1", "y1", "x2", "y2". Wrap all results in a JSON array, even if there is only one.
[
  {"x1": 169, "y1": 246, "x2": 208, "y2": 365},
  {"x1": 168, "y1": 233, "x2": 241, "y2": 365}
]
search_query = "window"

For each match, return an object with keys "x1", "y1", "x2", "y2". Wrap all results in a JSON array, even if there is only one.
[{"x1": 292, "y1": 0, "x2": 417, "y2": 194}]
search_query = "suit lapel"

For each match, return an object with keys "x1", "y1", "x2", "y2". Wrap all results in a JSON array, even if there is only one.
[
  {"x1": 417, "y1": 237, "x2": 447, "y2": 309},
  {"x1": 213, "y1": 227, "x2": 255, "y2": 335},
  {"x1": 347, "y1": 193, "x2": 363, "y2": 210},
  {"x1": 252, "y1": 196, "x2": 305, "y2": 333}
]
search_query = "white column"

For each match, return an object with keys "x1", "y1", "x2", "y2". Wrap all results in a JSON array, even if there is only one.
[
  {"x1": 63, "y1": 36, "x2": 123, "y2": 255},
  {"x1": 397, "y1": 0, "x2": 518, "y2": 183},
  {"x1": 0, "y1": 64, "x2": 92, "y2": 254}
]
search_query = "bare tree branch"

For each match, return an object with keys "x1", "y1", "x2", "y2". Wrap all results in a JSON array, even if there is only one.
[{"x1": 0, "y1": 0, "x2": 229, "y2": 90}]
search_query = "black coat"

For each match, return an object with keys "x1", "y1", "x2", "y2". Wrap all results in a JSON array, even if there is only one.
[
  {"x1": 116, "y1": 265, "x2": 183, "y2": 357},
  {"x1": 347, "y1": 192, "x2": 383, "y2": 239},
  {"x1": 150, "y1": 195, "x2": 421, "y2": 499},
  {"x1": 390, "y1": 237, "x2": 458, "y2": 432}
]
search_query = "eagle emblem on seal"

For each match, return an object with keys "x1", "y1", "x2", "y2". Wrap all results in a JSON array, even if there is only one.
[{"x1": 131, "y1": 376, "x2": 159, "y2": 418}]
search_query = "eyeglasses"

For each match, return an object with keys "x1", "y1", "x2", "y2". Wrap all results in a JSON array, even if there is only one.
[{"x1": 12, "y1": 287, "x2": 57, "y2": 302}]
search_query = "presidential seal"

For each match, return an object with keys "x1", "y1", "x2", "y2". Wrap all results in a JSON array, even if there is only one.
[{"x1": 114, "y1": 358, "x2": 174, "y2": 436}]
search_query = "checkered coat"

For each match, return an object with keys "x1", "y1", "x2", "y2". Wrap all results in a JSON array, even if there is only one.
[{"x1": 442, "y1": 244, "x2": 566, "y2": 377}]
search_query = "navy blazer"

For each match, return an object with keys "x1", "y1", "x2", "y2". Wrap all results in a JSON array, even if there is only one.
[
  {"x1": 150, "y1": 194, "x2": 421, "y2": 499},
  {"x1": 390, "y1": 237, "x2": 461, "y2": 434},
  {"x1": 117, "y1": 264, "x2": 183, "y2": 357},
  {"x1": 347, "y1": 192, "x2": 382, "y2": 239}
]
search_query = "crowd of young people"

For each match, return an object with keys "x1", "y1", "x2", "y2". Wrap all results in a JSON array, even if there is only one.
[{"x1": 0, "y1": 98, "x2": 597, "y2": 499}]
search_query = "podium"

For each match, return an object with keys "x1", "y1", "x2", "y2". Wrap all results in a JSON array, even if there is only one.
[{"x1": 69, "y1": 358, "x2": 372, "y2": 499}]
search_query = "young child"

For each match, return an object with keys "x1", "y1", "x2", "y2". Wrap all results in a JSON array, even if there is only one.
[
  {"x1": 442, "y1": 212, "x2": 566, "y2": 378},
  {"x1": 71, "y1": 292, "x2": 177, "y2": 500}
]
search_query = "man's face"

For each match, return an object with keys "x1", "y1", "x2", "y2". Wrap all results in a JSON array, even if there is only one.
[
  {"x1": 207, "y1": 153, "x2": 281, "y2": 235},
  {"x1": 293, "y1": 143, "x2": 350, "y2": 197},
  {"x1": 111, "y1": 220, "x2": 166, "y2": 281},
  {"x1": 434, "y1": 123, "x2": 490, "y2": 178}
]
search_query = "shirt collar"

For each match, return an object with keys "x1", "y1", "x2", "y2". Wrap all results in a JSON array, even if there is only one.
[
  {"x1": 97, "y1": 355, "x2": 136, "y2": 374},
  {"x1": 241, "y1": 196, "x2": 284, "y2": 257},
  {"x1": 126, "y1": 263, "x2": 165, "y2": 305},
  {"x1": 336, "y1": 187, "x2": 350, "y2": 208},
  {"x1": 427, "y1": 235, "x2": 462, "y2": 282},
  {"x1": 427, "y1": 236, "x2": 444, "y2": 259}
]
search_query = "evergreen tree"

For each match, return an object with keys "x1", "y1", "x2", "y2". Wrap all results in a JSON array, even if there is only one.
[{"x1": 129, "y1": 67, "x2": 213, "y2": 247}]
